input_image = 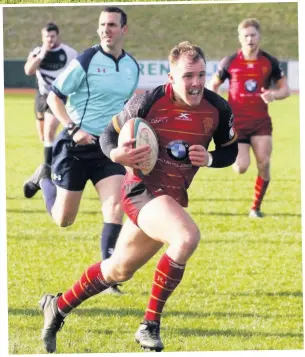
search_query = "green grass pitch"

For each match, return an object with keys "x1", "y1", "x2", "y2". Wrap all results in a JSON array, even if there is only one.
[{"x1": 4, "y1": 92, "x2": 303, "y2": 353}]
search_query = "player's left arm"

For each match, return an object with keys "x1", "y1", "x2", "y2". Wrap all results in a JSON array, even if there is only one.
[
  {"x1": 100, "y1": 94, "x2": 150, "y2": 166},
  {"x1": 189, "y1": 104, "x2": 238, "y2": 168},
  {"x1": 208, "y1": 102, "x2": 238, "y2": 168},
  {"x1": 261, "y1": 76, "x2": 290, "y2": 103},
  {"x1": 100, "y1": 95, "x2": 138, "y2": 156},
  {"x1": 260, "y1": 57, "x2": 291, "y2": 104},
  {"x1": 99, "y1": 111, "x2": 129, "y2": 159}
]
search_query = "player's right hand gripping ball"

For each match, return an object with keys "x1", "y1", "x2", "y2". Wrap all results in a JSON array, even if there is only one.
[{"x1": 118, "y1": 117, "x2": 159, "y2": 176}]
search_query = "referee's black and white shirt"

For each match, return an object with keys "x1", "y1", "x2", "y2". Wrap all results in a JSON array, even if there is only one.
[{"x1": 28, "y1": 43, "x2": 78, "y2": 95}]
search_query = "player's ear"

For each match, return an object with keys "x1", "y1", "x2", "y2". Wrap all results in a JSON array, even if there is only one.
[
  {"x1": 122, "y1": 24, "x2": 128, "y2": 35},
  {"x1": 168, "y1": 72, "x2": 174, "y2": 84}
]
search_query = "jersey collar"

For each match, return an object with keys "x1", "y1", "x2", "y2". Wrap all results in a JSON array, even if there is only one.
[
  {"x1": 238, "y1": 48, "x2": 262, "y2": 60},
  {"x1": 98, "y1": 45, "x2": 126, "y2": 62}
]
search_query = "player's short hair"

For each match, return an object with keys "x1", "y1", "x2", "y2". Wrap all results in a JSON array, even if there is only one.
[
  {"x1": 168, "y1": 41, "x2": 206, "y2": 66},
  {"x1": 101, "y1": 6, "x2": 128, "y2": 27},
  {"x1": 42, "y1": 22, "x2": 59, "y2": 34},
  {"x1": 238, "y1": 18, "x2": 261, "y2": 33}
]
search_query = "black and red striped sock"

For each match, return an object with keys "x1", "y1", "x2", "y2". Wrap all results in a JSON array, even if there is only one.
[
  {"x1": 57, "y1": 262, "x2": 110, "y2": 314},
  {"x1": 252, "y1": 176, "x2": 270, "y2": 211},
  {"x1": 144, "y1": 253, "x2": 185, "y2": 322}
]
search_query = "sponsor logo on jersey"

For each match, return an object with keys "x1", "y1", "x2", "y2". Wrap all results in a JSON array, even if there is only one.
[
  {"x1": 150, "y1": 117, "x2": 168, "y2": 124},
  {"x1": 247, "y1": 63, "x2": 255, "y2": 69},
  {"x1": 166, "y1": 140, "x2": 190, "y2": 161},
  {"x1": 158, "y1": 157, "x2": 192, "y2": 168},
  {"x1": 244, "y1": 79, "x2": 258, "y2": 92},
  {"x1": 175, "y1": 113, "x2": 192, "y2": 121}
]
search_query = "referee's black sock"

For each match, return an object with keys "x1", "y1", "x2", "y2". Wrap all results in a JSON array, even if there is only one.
[
  {"x1": 44, "y1": 146, "x2": 53, "y2": 165},
  {"x1": 40, "y1": 178, "x2": 56, "y2": 215},
  {"x1": 100, "y1": 223, "x2": 122, "y2": 260}
]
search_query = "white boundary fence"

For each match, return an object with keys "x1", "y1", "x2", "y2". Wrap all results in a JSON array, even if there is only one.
[{"x1": 137, "y1": 60, "x2": 299, "y2": 91}]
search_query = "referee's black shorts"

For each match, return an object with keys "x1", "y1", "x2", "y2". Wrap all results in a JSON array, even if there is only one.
[{"x1": 51, "y1": 129, "x2": 126, "y2": 191}]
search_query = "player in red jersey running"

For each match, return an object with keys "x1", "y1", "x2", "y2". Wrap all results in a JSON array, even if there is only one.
[
  {"x1": 208, "y1": 18, "x2": 290, "y2": 217},
  {"x1": 38, "y1": 41, "x2": 238, "y2": 353}
]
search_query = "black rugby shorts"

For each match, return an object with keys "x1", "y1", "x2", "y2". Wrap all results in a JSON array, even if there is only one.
[{"x1": 51, "y1": 129, "x2": 126, "y2": 191}]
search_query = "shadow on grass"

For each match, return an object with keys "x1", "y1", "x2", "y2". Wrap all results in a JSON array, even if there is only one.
[
  {"x1": 228, "y1": 291, "x2": 303, "y2": 298},
  {"x1": 174, "y1": 327, "x2": 303, "y2": 338},
  {"x1": 6, "y1": 209, "x2": 47, "y2": 214},
  {"x1": 8, "y1": 308, "x2": 303, "y2": 339},
  {"x1": 9, "y1": 300, "x2": 303, "y2": 321}
]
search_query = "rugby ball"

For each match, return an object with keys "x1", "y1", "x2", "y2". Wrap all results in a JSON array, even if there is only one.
[{"x1": 118, "y1": 117, "x2": 159, "y2": 176}]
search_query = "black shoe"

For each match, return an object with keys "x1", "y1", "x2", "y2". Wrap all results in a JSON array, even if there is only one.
[
  {"x1": 23, "y1": 164, "x2": 51, "y2": 198},
  {"x1": 39, "y1": 293, "x2": 65, "y2": 353},
  {"x1": 135, "y1": 320, "x2": 164, "y2": 352},
  {"x1": 102, "y1": 284, "x2": 124, "y2": 296}
]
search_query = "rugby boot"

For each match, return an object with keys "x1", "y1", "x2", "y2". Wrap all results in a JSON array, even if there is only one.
[
  {"x1": 39, "y1": 293, "x2": 65, "y2": 353},
  {"x1": 23, "y1": 163, "x2": 51, "y2": 198},
  {"x1": 102, "y1": 284, "x2": 124, "y2": 296},
  {"x1": 135, "y1": 320, "x2": 164, "y2": 352},
  {"x1": 249, "y1": 209, "x2": 264, "y2": 218}
]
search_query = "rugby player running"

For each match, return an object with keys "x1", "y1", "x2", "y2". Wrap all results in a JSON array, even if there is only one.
[{"x1": 39, "y1": 41, "x2": 238, "y2": 353}]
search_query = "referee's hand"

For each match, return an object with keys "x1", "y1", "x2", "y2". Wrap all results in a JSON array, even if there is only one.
[{"x1": 72, "y1": 129, "x2": 97, "y2": 145}]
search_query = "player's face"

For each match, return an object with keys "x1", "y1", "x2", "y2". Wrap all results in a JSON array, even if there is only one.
[
  {"x1": 239, "y1": 26, "x2": 260, "y2": 54},
  {"x1": 169, "y1": 55, "x2": 206, "y2": 107},
  {"x1": 98, "y1": 12, "x2": 127, "y2": 50},
  {"x1": 41, "y1": 30, "x2": 59, "y2": 49}
]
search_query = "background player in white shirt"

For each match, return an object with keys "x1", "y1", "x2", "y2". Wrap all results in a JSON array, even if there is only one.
[{"x1": 24, "y1": 22, "x2": 77, "y2": 195}]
